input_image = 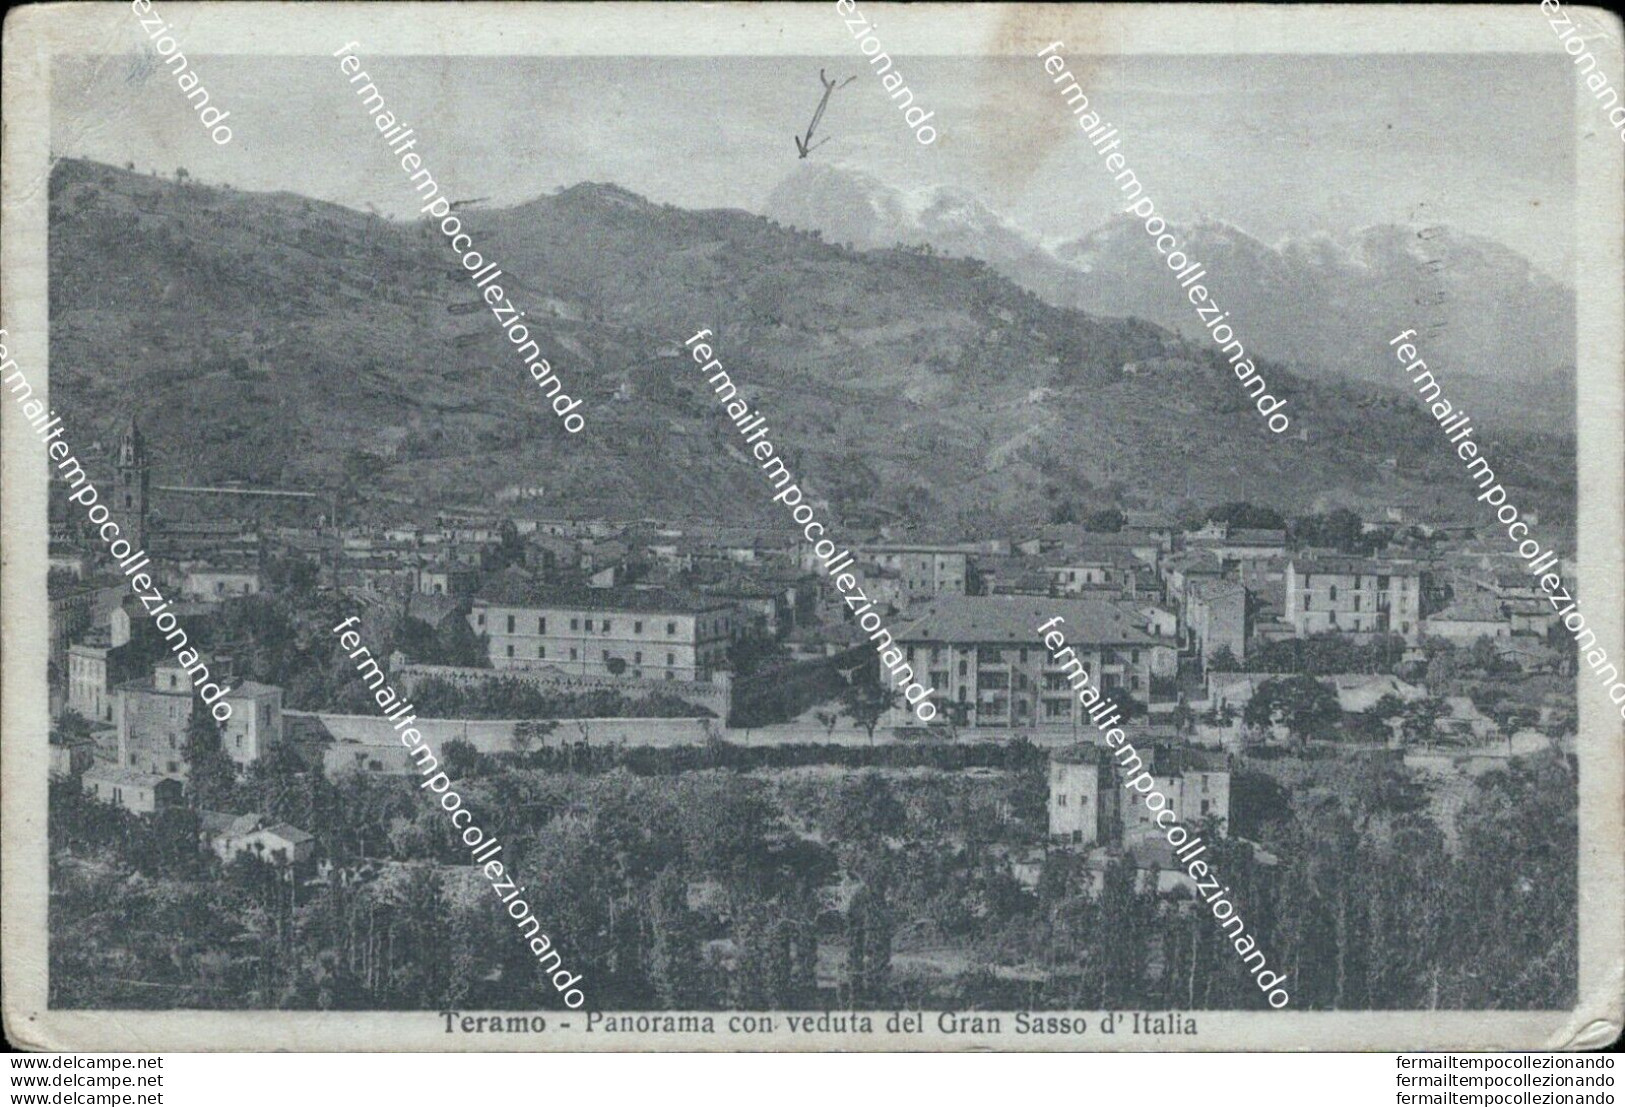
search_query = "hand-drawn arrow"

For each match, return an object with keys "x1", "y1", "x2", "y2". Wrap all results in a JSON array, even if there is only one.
[{"x1": 795, "y1": 69, "x2": 857, "y2": 159}]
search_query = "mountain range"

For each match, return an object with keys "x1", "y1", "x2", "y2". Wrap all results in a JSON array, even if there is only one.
[
  {"x1": 44, "y1": 158, "x2": 1574, "y2": 536},
  {"x1": 763, "y1": 164, "x2": 1575, "y2": 430}
]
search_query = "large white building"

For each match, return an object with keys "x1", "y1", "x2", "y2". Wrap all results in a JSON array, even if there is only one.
[
  {"x1": 1049, "y1": 747, "x2": 1114, "y2": 846},
  {"x1": 1119, "y1": 746, "x2": 1231, "y2": 842},
  {"x1": 469, "y1": 585, "x2": 737, "y2": 682}
]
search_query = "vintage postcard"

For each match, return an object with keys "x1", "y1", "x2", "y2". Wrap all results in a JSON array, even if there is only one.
[{"x1": 3, "y1": 2, "x2": 1622, "y2": 1053}]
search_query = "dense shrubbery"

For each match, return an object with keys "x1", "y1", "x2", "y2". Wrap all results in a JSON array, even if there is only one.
[
  {"x1": 406, "y1": 676, "x2": 714, "y2": 719},
  {"x1": 1208, "y1": 634, "x2": 1407, "y2": 675},
  {"x1": 49, "y1": 743, "x2": 1576, "y2": 1013},
  {"x1": 729, "y1": 648, "x2": 869, "y2": 728}
]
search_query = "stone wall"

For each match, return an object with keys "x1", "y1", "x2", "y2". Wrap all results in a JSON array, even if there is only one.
[{"x1": 393, "y1": 662, "x2": 732, "y2": 720}]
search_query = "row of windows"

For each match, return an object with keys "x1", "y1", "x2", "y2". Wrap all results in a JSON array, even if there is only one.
[
  {"x1": 488, "y1": 613, "x2": 688, "y2": 636},
  {"x1": 503, "y1": 644, "x2": 679, "y2": 666},
  {"x1": 902, "y1": 646, "x2": 1143, "y2": 666}
]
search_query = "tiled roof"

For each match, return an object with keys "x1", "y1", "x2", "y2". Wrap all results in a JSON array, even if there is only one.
[
  {"x1": 472, "y1": 582, "x2": 732, "y2": 613},
  {"x1": 1188, "y1": 579, "x2": 1246, "y2": 601},
  {"x1": 83, "y1": 766, "x2": 172, "y2": 788},
  {"x1": 1290, "y1": 556, "x2": 1424, "y2": 576},
  {"x1": 895, "y1": 596, "x2": 1159, "y2": 645}
]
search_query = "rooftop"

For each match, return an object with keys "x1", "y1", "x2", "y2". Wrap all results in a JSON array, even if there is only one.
[
  {"x1": 1289, "y1": 555, "x2": 1424, "y2": 577},
  {"x1": 472, "y1": 581, "x2": 733, "y2": 614},
  {"x1": 83, "y1": 765, "x2": 174, "y2": 788},
  {"x1": 896, "y1": 596, "x2": 1160, "y2": 646},
  {"x1": 1188, "y1": 579, "x2": 1247, "y2": 601}
]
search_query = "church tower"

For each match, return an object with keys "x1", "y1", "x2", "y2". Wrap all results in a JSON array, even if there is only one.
[{"x1": 113, "y1": 416, "x2": 150, "y2": 552}]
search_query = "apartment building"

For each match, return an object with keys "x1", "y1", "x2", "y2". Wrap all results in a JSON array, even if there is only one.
[
  {"x1": 1045, "y1": 548, "x2": 1143, "y2": 596},
  {"x1": 66, "y1": 630, "x2": 144, "y2": 726},
  {"x1": 1284, "y1": 556, "x2": 1425, "y2": 643},
  {"x1": 895, "y1": 597, "x2": 1173, "y2": 728},
  {"x1": 469, "y1": 585, "x2": 737, "y2": 681}
]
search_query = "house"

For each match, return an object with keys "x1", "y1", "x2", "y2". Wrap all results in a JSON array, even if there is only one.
[
  {"x1": 1161, "y1": 550, "x2": 1226, "y2": 603},
  {"x1": 202, "y1": 811, "x2": 317, "y2": 865},
  {"x1": 1048, "y1": 745, "x2": 1115, "y2": 847},
  {"x1": 180, "y1": 567, "x2": 262, "y2": 602},
  {"x1": 1284, "y1": 556, "x2": 1426, "y2": 643},
  {"x1": 857, "y1": 545, "x2": 970, "y2": 600},
  {"x1": 1440, "y1": 696, "x2": 1499, "y2": 744},
  {"x1": 1186, "y1": 580, "x2": 1247, "y2": 664},
  {"x1": 49, "y1": 734, "x2": 97, "y2": 779},
  {"x1": 115, "y1": 659, "x2": 283, "y2": 779},
  {"x1": 1189, "y1": 525, "x2": 1288, "y2": 563},
  {"x1": 1119, "y1": 745, "x2": 1231, "y2": 843},
  {"x1": 1045, "y1": 548, "x2": 1142, "y2": 595},
  {"x1": 82, "y1": 765, "x2": 183, "y2": 814},
  {"x1": 1423, "y1": 594, "x2": 1510, "y2": 644},
  {"x1": 1328, "y1": 674, "x2": 1426, "y2": 714},
  {"x1": 416, "y1": 562, "x2": 478, "y2": 596},
  {"x1": 66, "y1": 628, "x2": 145, "y2": 726}
]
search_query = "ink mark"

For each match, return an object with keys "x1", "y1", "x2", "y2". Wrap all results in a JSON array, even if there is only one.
[{"x1": 794, "y1": 69, "x2": 856, "y2": 159}]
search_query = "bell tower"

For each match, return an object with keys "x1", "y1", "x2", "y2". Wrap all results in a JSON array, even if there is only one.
[{"x1": 113, "y1": 416, "x2": 150, "y2": 552}]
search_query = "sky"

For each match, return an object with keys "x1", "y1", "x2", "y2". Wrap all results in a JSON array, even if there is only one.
[{"x1": 53, "y1": 52, "x2": 1576, "y2": 280}]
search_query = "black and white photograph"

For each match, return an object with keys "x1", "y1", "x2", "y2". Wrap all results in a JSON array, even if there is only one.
[{"x1": 2, "y1": 0, "x2": 1622, "y2": 1079}]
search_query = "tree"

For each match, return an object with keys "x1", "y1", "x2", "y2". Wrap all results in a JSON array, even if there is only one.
[
  {"x1": 844, "y1": 883, "x2": 894, "y2": 1006},
  {"x1": 840, "y1": 680, "x2": 901, "y2": 744},
  {"x1": 183, "y1": 707, "x2": 237, "y2": 809},
  {"x1": 1206, "y1": 502, "x2": 1286, "y2": 532},
  {"x1": 440, "y1": 738, "x2": 481, "y2": 781},
  {"x1": 53, "y1": 709, "x2": 93, "y2": 742},
  {"x1": 513, "y1": 718, "x2": 558, "y2": 761},
  {"x1": 1400, "y1": 697, "x2": 1451, "y2": 746},
  {"x1": 1207, "y1": 644, "x2": 1242, "y2": 672},
  {"x1": 814, "y1": 709, "x2": 839, "y2": 738},
  {"x1": 1170, "y1": 700, "x2": 1197, "y2": 735},
  {"x1": 1243, "y1": 675, "x2": 1342, "y2": 745},
  {"x1": 1085, "y1": 508, "x2": 1126, "y2": 532},
  {"x1": 1291, "y1": 508, "x2": 1370, "y2": 554},
  {"x1": 726, "y1": 633, "x2": 789, "y2": 679},
  {"x1": 829, "y1": 772, "x2": 906, "y2": 845}
]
